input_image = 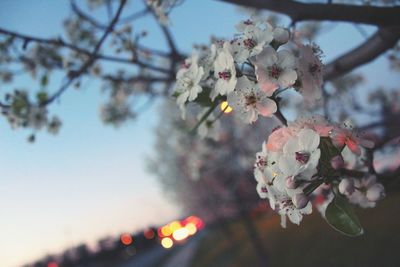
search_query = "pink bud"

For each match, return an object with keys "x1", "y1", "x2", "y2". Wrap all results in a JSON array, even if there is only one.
[
  {"x1": 331, "y1": 155, "x2": 344, "y2": 170},
  {"x1": 293, "y1": 193, "x2": 309, "y2": 209},
  {"x1": 366, "y1": 183, "x2": 385, "y2": 202},
  {"x1": 285, "y1": 176, "x2": 297, "y2": 189},
  {"x1": 338, "y1": 178, "x2": 355, "y2": 196}
]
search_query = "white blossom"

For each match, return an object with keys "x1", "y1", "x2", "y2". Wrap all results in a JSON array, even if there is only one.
[
  {"x1": 213, "y1": 43, "x2": 237, "y2": 97},
  {"x1": 227, "y1": 76, "x2": 277, "y2": 123},
  {"x1": 279, "y1": 128, "x2": 321, "y2": 178},
  {"x1": 273, "y1": 27, "x2": 290, "y2": 44},
  {"x1": 254, "y1": 46, "x2": 297, "y2": 96},
  {"x1": 174, "y1": 58, "x2": 204, "y2": 116},
  {"x1": 296, "y1": 44, "x2": 323, "y2": 106},
  {"x1": 232, "y1": 25, "x2": 273, "y2": 63}
]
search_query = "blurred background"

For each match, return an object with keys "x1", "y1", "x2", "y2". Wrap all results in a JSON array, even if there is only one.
[{"x1": 0, "y1": 1, "x2": 399, "y2": 267}]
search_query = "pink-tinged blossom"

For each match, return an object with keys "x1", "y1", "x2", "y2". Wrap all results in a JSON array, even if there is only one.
[
  {"x1": 338, "y1": 178, "x2": 355, "y2": 196},
  {"x1": 330, "y1": 127, "x2": 374, "y2": 155},
  {"x1": 253, "y1": 46, "x2": 297, "y2": 96},
  {"x1": 279, "y1": 128, "x2": 321, "y2": 178},
  {"x1": 295, "y1": 44, "x2": 323, "y2": 107},
  {"x1": 227, "y1": 76, "x2": 277, "y2": 123},
  {"x1": 289, "y1": 115, "x2": 332, "y2": 137},
  {"x1": 232, "y1": 25, "x2": 273, "y2": 63},
  {"x1": 266, "y1": 126, "x2": 298, "y2": 152},
  {"x1": 348, "y1": 175, "x2": 385, "y2": 208}
]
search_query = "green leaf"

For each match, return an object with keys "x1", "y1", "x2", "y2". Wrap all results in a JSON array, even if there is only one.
[
  {"x1": 325, "y1": 195, "x2": 364, "y2": 236},
  {"x1": 318, "y1": 137, "x2": 341, "y2": 177}
]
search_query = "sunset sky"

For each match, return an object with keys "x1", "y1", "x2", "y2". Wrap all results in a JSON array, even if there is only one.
[{"x1": 0, "y1": 1, "x2": 399, "y2": 267}]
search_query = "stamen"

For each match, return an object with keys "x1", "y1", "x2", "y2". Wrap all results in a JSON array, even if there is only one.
[
  {"x1": 243, "y1": 38, "x2": 256, "y2": 49},
  {"x1": 218, "y1": 71, "x2": 231, "y2": 80},
  {"x1": 295, "y1": 151, "x2": 310, "y2": 164},
  {"x1": 268, "y1": 65, "x2": 282, "y2": 79}
]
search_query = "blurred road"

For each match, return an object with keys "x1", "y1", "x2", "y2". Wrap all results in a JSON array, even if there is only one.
[
  {"x1": 116, "y1": 246, "x2": 169, "y2": 267},
  {"x1": 161, "y1": 232, "x2": 205, "y2": 267},
  {"x1": 116, "y1": 231, "x2": 205, "y2": 267}
]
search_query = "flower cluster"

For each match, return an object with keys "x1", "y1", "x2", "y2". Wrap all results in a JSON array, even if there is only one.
[
  {"x1": 174, "y1": 16, "x2": 386, "y2": 236},
  {"x1": 254, "y1": 116, "x2": 384, "y2": 229},
  {"x1": 173, "y1": 17, "x2": 323, "y2": 124},
  {"x1": 2, "y1": 90, "x2": 62, "y2": 140}
]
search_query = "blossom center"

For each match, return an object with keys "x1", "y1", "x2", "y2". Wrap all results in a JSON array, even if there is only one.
[
  {"x1": 182, "y1": 77, "x2": 194, "y2": 88},
  {"x1": 243, "y1": 38, "x2": 257, "y2": 49},
  {"x1": 309, "y1": 63, "x2": 321, "y2": 75},
  {"x1": 256, "y1": 156, "x2": 267, "y2": 169},
  {"x1": 243, "y1": 19, "x2": 253, "y2": 25},
  {"x1": 268, "y1": 64, "x2": 282, "y2": 79},
  {"x1": 261, "y1": 186, "x2": 268, "y2": 193},
  {"x1": 245, "y1": 94, "x2": 258, "y2": 107},
  {"x1": 218, "y1": 71, "x2": 232, "y2": 80},
  {"x1": 295, "y1": 151, "x2": 310, "y2": 164}
]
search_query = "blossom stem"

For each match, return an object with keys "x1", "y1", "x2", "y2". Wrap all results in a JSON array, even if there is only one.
[
  {"x1": 274, "y1": 108, "x2": 288, "y2": 126},
  {"x1": 211, "y1": 103, "x2": 229, "y2": 124},
  {"x1": 341, "y1": 169, "x2": 366, "y2": 178},
  {"x1": 189, "y1": 102, "x2": 219, "y2": 134}
]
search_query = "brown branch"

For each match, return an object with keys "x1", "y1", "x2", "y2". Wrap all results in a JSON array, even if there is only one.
[
  {"x1": 218, "y1": 0, "x2": 400, "y2": 26},
  {"x1": 324, "y1": 26, "x2": 400, "y2": 81},
  {"x1": 71, "y1": 0, "x2": 107, "y2": 30},
  {"x1": 42, "y1": 0, "x2": 128, "y2": 106},
  {"x1": 0, "y1": 27, "x2": 170, "y2": 74}
]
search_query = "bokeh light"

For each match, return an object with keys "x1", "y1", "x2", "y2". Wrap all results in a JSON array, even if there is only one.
[
  {"x1": 172, "y1": 227, "x2": 189, "y2": 241},
  {"x1": 47, "y1": 262, "x2": 58, "y2": 267},
  {"x1": 161, "y1": 237, "x2": 173, "y2": 249},
  {"x1": 220, "y1": 101, "x2": 233, "y2": 113},
  {"x1": 120, "y1": 233, "x2": 133, "y2": 246},
  {"x1": 161, "y1": 225, "x2": 172, "y2": 236},
  {"x1": 169, "y1": 221, "x2": 182, "y2": 232},
  {"x1": 185, "y1": 222, "x2": 197, "y2": 235},
  {"x1": 144, "y1": 229, "x2": 155, "y2": 239}
]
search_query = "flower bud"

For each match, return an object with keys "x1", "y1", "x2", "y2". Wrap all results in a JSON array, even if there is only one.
[
  {"x1": 293, "y1": 193, "x2": 309, "y2": 209},
  {"x1": 330, "y1": 155, "x2": 344, "y2": 170},
  {"x1": 366, "y1": 183, "x2": 385, "y2": 202},
  {"x1": 338, "y1": 178, "x2": 355, "y2": 196},
  {"x1": 285, "y1": 176, "x2": 298, "y2": 189},
  {"x1": 273, "y1": 27, "x2": 290, "y2": 44}
]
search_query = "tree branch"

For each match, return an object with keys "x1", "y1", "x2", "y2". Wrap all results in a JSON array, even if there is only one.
[
  {"x1": 0, "y1": 27, "x2": 170, "y2": 74},
  {"x1": 218, "y1": 0, "x2": 400, "y2": 26},
  {"x1": 42, "y1": 0, "x2": 127, "y2": 106},
  {"x1": 324, "y1": 26, "x2": 400, "y2": 81}
]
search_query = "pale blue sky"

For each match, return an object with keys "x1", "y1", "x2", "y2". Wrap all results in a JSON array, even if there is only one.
[{"x1": 0, "y1": 1, "x2": 399, "y2": 267}]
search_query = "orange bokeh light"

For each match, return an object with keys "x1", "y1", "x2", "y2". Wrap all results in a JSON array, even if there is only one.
[
  {"x1": 120, "y1": 233, "x2": 133, "y2": 245},
  {"x1": 161, "y1": 225, "x2": 172, "y2": 236},
  {"x1": 47, "y1": 262, "x2": 58, "y2": 267},
  {"x1": 169, "y1": 221, "x2": 182, "y2": 232}
]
